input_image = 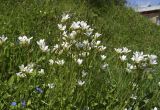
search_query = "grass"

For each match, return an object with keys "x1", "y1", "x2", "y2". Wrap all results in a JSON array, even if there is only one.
[{"x1": 0, "y1": 0, "x2": 160, "y2": 109}]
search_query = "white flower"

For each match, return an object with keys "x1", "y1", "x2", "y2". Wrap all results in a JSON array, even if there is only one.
[
  {"x1": 83, "y1": 40, "x2": 89, "y2": 45},
  {"x1": 48, "y1": 83, "x2": 55, "y2": 89},
  {"x1": 77, "y1": 59, "x2": 83, "y2": 65},
  {"x1": 122, "y1": 47, "x2": 131, "y2": 53},
  {"x1": 114, "y1": 48, "x2": 123, "y2": 53},
  {"x1": 98, "y1": 45, "x2": 106, "y2": 51},
  {"x1": 58, "y1": 24, "x2": 66, "y2": 31},
  {"x1": 49, "y1": 59, "x2": 54, "y2": 65},
  {"x1": 80, "y1": 52, "x2": 90, "y2": 57},
  {"x1": 158, "y1": 82, "x2": 160, "y2": 86},
  {"x1": 38, "y1": 69, "x2": 45, "y2": 74},
  {"x1": 55, "y1": 59, "x2": 65, "y2": 65},
  {"x1": 85, "y1": 28, "x2": 94, "y2": 36},
  {"x1": 37, "y1": 39, "x2": 45, "y2": 46},
  {"x1": 52, "y1": 44, "x2": 59, "y2": 52},
  {"x1": 101, "y1": 63, "x2": 108, "y2": 70},
  {"x1": 96, "y1": 41, "x2": 101, "y2": 46},
  {"x1": 0, "y1": 35, "x2": 7, "y2": 44},
  {"x1": 19, "y1": 64, "x2": 34, "y2": 73},
  {"x1": 114, "y1": 47, "x2": 131, "y2": 54},
  {"x1": 132, "y1": 83, "x2": 137, "y2": 87},
  {"x1": 69, "y1": 31, "x2": 77, "y2": 39},
  {"x1": 62, "y1": 31, "x2": 68, "y2": 37},
  {"x1": 131, "y1": 51, "x2": 144, "y2": 63},
  {"x1": 61, "y1": 14, "x2": 70, "y2": 22},
  {"x1": 120, "y1": 55, "x2": 127, "y2": 61},
  {"x1": 82, "y1": 70, "x2": 88, "y2": 77},
  {"x1": 70, "y1": 21, "x2": 80, "y2": 29},
  {"x1": 61, "y1": 42, "x2": 70, "y2": 49},
  {"x1": 94, "y1": 32, "x2": 102, "y2": 38},
  {"x1": 80, "y1": 21, "x2": 90, "y2": 30},
  {"x1": 76, "y1": 42, "x2": 84, "y2": 48},
  {"x1": 17, "y1": 63, "x2": 34, "y2": 77},
  {"x1": 148, "y1": 55, "x2": 158, "y2": 65},
  {"x1": 153, "y1": 107, "x2": 158, "y2": 110},
  {"x1": 78, "y1": 80, "x2": 85, "y2": 86},
  {"x1": 18, "y1": 35, "x2": 33, "y2": 45},
  {"x1": 130, "y1": 94, "x2": 137, "y2": 100},
  {"x1": 37, "y1": 39, "x2": 50, "y2": 52},
  {"x1": 126, "y1": 63, "x2": 136, "y2": 73},
  {"x1": 16, "y1": 72, "x2": 26, "y2": 77},
  {"x1": 101, "y1": 55, "x2": 106, "y2": 60}
]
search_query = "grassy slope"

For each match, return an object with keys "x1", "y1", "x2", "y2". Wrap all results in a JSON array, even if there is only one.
[
  {"x1": 0, "y1": 0, "x2": 160, "y2": 109},
  {"x1": 1, "y1": 0, "x2": 160, "y2": 52},
  {"x1": 1, "y1": 0, "x2": 160, "y2": 48}
]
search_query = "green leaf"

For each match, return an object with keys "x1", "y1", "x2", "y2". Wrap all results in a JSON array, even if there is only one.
[
  {"x1": 27, "y1": 99, "x2": 32, "y2": 106},
  {"x1": 8, "y1": 75, "x2": 15, "y2": 86},
  {"x1": 147, "y1": 74, "x2": 153, "y2": 80},
  {"x1": 135, "y1": 106, "x2": 139, "y2": 110}
]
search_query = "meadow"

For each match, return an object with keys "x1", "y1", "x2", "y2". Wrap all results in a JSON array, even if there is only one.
[{"x1": 0, "y1": 0, "x2": 160, "y2": 109}]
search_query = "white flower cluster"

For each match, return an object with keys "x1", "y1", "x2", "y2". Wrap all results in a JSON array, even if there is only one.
[
  {"x1": 16, "y1": 63, "x2": 34, "y2": 77},
  {"x1": 115, "y1": 47, "x2": 158, "y2": 73},
  {"x1": 15, "y1": 14, "x2": 108, "y2": 79},
  {"x1": 37, "y1": 39, "x2": 50, "y2": 52},
  {"x1": 54, "y1": 14, "x2": 107, "y2": 68},
  {"x1": 115, "y1": 47, "x2": 131, "y2": 54},
  {"x1": 18, "y1": 35, "x2": 33, "y2": 45},
  {"x1": 49, "y1": 59, "x2": 65, "y2": 66},
  {"x1": 0, "y1": 35, "x2": 7, "y2": 45}
]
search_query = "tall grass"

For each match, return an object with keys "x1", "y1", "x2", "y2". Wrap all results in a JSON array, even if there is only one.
[{"x1": 0, "y1": 0, "x2": 160, "y2": 109}]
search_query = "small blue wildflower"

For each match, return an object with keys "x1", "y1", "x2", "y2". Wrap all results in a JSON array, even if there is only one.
[
  {"x1": 21, "y1": 100, "x2": 26, "y2": 107},
  {"x1": 11, "y1": 102, "x2": 17, "y2": 106},
  {"x1": 36, "y1": 87, "x2": 43, "y2": 93}
]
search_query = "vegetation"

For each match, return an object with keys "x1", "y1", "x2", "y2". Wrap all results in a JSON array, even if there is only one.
[{"x1": 0, "y1": 0, "x2": 160, "y2": 109}]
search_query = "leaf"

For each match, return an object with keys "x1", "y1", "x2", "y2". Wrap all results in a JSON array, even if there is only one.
[
  {"x1": 8, "y1": 75, "x2": 15, "y2": 86},
  {"x1": 135, "y1": 106, "x2": 139, "y2": 110},
  {"x1": 27, "y1": 99, "x2": 32, "y2": 106},
  {"x1": 147, "y1": 74, "x2": 153, "y2": 80}
]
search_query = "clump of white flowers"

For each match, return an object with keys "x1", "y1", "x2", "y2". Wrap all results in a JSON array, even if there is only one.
[
  {"x1": 54, "y1": 14, "x2": 108, "y2": 67},
  {"x1": 55, "y1": 59, "x2": 65, "y2": 66},
  {"x1": 49, "y1": 59, "x2": 65, "y2": 66},
  {"x1": 0, "y1": 35, "x2": 7, "y2": 45},
  {"x1": 114, "y1": 47, "x2": 131, "y2": 54},
  {"x1": 115, "y1": 47, "x2": 158, "y2": 73},
  {"x1": 18, "y1": 35, "x2": 33, "y2": 45},
  {"x1": 14, "y1": 13, "x2": 109, "y2": 79},
  {"x1": 16, "y1": 63, "x2": 34, "y2": 77},
  {"x1": 37, "y1": 39, "x2": 50, "y2": 52}
]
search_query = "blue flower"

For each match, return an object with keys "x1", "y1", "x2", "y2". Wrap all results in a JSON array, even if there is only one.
[
  {"x1": 11, "y1": 102, "x2": 17, "y2": 106},
  {"x1": 36, "y1": 87, "x2": 43, "y2": 93},
  {"x1": 21, "y1": 100, "x2": 26, "y2": 107}
]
